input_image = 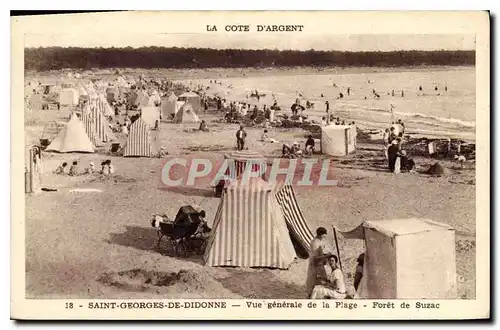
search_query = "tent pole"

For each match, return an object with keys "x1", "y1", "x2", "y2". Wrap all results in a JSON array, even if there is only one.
[{"x1": 332, "y1": 226, "x2": 343, "y2": 272}]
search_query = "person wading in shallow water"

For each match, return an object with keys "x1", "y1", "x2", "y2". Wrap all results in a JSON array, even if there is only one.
[{"x1": 236, "y1": 125, "x2": 247, "y2": 151}]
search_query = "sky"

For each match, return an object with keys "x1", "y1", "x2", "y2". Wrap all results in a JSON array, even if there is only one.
[{"x1": 24, "y1": 33, "x2": 476, "y2": 52}]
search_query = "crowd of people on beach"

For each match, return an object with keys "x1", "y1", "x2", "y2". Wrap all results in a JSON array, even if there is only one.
[{"x1": 382, "y1": 119, "x2": 416, "y2": 173}]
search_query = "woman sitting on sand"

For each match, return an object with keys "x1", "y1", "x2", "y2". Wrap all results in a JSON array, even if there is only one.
[
  {"x1": 100, "y1": 161, "x2": 109, "y2": 175},
  {"x1": 261, "y1": 129, "x2": 278, "y2": 143},
  {"x1": 199, "y1": 120, "x2": 209, "y2": 132},
  {"x1": 310, "y1": 254, "x2": 347, "y2": 299}
]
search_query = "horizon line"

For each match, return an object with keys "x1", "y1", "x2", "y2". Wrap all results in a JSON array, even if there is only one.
[{"x1": 24, "y1": 46, "x2": 475, "y2": 52}]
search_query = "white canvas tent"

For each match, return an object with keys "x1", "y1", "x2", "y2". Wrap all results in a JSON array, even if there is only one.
[
  {"x1": 161, "y1": 92, "x2": 178, "y2": 121},
  {"x1": 339, "y1": 218, "x2": 457, "y2": 299},
  {"x1": 178, "y1": 91, "x2": 201, "y2": 113},
  {"x1": 141, "y1": 106, "x2": 160, "y2": 128},
  {"x1": 46, "y1": 113, "x2": 95, "y2": 153},
  {"x1": 321, "y1": 125, "x2": 356, "y2": 156},
  {"x1": 173, "y1": 104, "x2": 200, "y2": 123},
  {"x1": 59, "y1": 88, "x2": 79, "y2": 106}
]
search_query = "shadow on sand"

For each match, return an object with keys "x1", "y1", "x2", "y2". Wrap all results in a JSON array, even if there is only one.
[
  {"x1": 158, "y1": 186, "x2": 215, "y2": 198},
  {"x1": 215, "y1": 269, "x2": 306, "y2": 299},
  {"x1": 105, "y1": 225, "x2": 205, "y2": 265}
]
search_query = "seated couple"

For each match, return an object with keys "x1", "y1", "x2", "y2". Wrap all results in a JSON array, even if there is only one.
[{"x1": 310, "y1": 254, "x2": 347, "y2": 299}]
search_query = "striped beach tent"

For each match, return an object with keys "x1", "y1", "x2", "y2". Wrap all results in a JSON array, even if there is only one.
[
  {"x1": 123, "y1": 118, "x2": 155, "y2": 157},
  {"x1": 274, "y1": 184, "x2": 315, "y2": 256},
  {"x1": 97, "y1": 94, "x2": 114, "y2": 117},
  {"x1": 81, "y1": 104, "x2": 116, "y2": 147},
  {"x1": 224, "y1": 150, "x2": 266, "y2": 179},
  {"x1": 204, "y1": 177, "x2": 297, "y2": 269}
]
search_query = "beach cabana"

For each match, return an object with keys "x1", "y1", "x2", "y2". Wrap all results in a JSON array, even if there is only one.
[
  {"x1": 123, "y1": 118, "x2": 158, "y2": 157},
  {"x1": 321, "y1": 125, "x2": 356, "y2": 156},
  {"x1": 161, "y1": 92, "x2": 178, "y2": 121},
  {"x1": 141, "y1": 106, "x2": 161, "y2": 128},
  {"x1": 178, "y1": 91, "x2": 201, "y2": 113},
  {"x1": 339, "y1": 218, "x2": 457, "y2": 299},
  {"x1": 59, "y1": 88, "x2": 79, "y2": 106},
  {"x1": 106, "y1": 86, "x2": 120, "y2": 103}
]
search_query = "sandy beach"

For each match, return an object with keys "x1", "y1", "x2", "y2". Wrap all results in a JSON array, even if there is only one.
[{"x1": 24, "y1": 71, "x2": 476, "y2": 300}]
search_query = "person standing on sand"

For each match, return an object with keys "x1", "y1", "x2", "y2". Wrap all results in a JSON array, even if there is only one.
[
  {"x1": 236, "y1": 126, "x2": 247, "y2": 151},
  {"x1": 388, "y1": 139, "x2": 401, "y2": 173},
  {"x1": 382, "y1": 128, "x2": 390, "y2": 160},
  {"x1": 306, "y1": 227, "x2": 329, "y2": 297}
]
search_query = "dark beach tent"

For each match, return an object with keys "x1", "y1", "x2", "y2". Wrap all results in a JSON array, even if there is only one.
[
  {"x1": 174, "y1": 205, "x2": 204, "y2": 227},
  {"x1": 425, "y1": 162, "x2": 447, "y2": 176}
]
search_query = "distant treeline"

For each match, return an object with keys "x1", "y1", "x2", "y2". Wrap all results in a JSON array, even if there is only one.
[{"x1": 24, "y1": 47, "x2": 475, "y2": 71}]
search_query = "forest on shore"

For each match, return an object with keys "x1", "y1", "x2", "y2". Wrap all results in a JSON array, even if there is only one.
[{"x1": 25, "y1": 47, "x2": 475, "y2": 71}]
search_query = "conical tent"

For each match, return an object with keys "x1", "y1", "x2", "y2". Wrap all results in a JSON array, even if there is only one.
[
  {"x1": 204, "y1": 177, "x2": 297, "y2": 269},
  {"x1": 123, "y1": 118, "x2": 157, "y2": 157},
  {"x1": 173, "y1": 104, "x2": 200, "y2": 123},
  {"x1": 46, "y1": 113, "x2": 94, "y2": 153}
]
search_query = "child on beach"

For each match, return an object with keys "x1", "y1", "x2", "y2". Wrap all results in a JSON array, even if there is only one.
[
  {"x1": 107, "y1": 160, "x2": 115, "y2": 175},
  {"x1": 100, "y1": 161, "x2": 109, "y2": 175},
  {"x1": 86, "y1": 162, "x2": 95, "y2": 174},
  {"x1": 55, "y1": 162, "x2": 68, "y2": 175},
  {"x1": 69, "y1": 161, "x2": 79, "y2": 176}
]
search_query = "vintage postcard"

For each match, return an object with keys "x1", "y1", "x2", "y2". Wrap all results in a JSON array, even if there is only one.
[{"x1": 11, "y1": 11, "x2": 490, "y2": 320}]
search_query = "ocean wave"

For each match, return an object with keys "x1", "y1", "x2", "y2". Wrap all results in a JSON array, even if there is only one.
[{"x1": 337, "y1": 103, "x2": 476, "y2": 128}]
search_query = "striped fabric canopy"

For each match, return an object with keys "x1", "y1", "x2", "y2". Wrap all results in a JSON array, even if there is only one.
[
  {"x1": 123, "y1": 118, "x2": 154, "y2": 157},
  {"x1": 274, "y1": 184, "x2": 315, "y2": 256},
  {"x1": 224, "y1": 150, "x2": 266, "y2": 179},
  {"x1": 204, "y1": 177, "x2": 297, "y2": 269},
  {"x1": 81, "y1": 103, "x2": 116, "y2": 147}
]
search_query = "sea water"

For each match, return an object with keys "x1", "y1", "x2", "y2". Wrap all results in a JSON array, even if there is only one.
[{"x1": 182, "y1": 66, "x2": 476, "y2": 140}]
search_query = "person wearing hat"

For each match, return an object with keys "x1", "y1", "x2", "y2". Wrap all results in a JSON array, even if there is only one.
[{"x1": 236, "y1": 125, "x2": 247, "y2": 151}]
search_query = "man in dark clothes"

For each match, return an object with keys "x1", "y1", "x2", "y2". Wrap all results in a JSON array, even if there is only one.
[
  {"x1": 388, "y1": 127, "x2": 397, "y2": 144},
  {"x1": 387, "y1": 139, "x2": 401, "y2": 172},
  {"x1": 236, "y1": 125, "x2": 247, "y2": 151},
  {"x1": 305, "y1": 135, "x2": 315, "y2": 155}
]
